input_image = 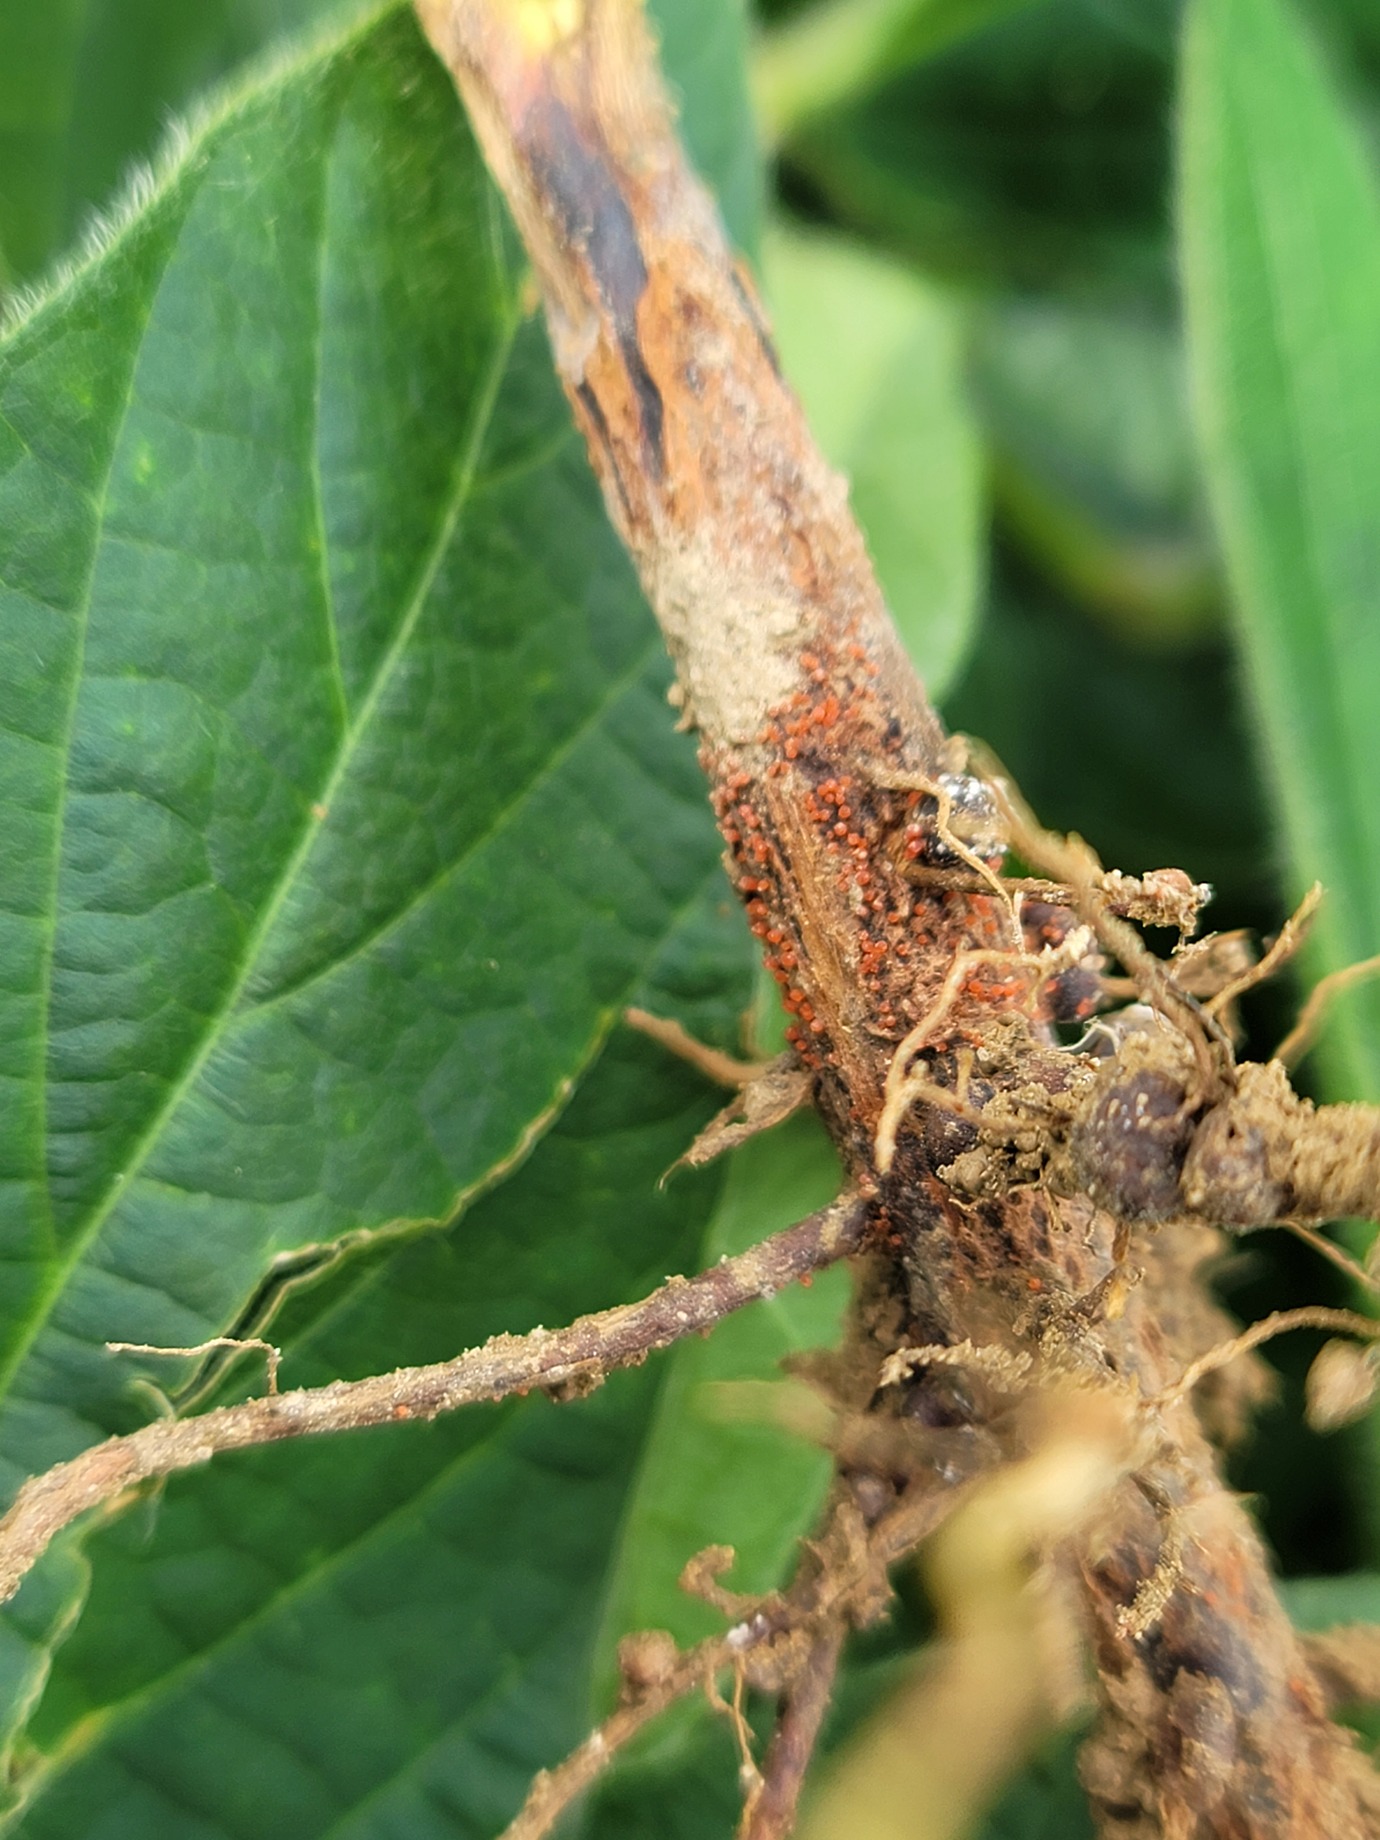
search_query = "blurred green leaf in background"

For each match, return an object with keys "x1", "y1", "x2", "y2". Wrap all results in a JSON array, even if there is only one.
[
  {"x1": 3, "y1": 0, "x2": 1380, "y2": 1833},
  {"x1": 764, "y1": 224, "x2": 984, "y2": 695},
  {"x1": 1181, "y1": 0, "x2": 1380, "y2": 1099}
]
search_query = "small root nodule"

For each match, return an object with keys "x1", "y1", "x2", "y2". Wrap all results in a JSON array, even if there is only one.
[{"x1": 889, "y1": 977, "x2": 1380, "y2": 1235}]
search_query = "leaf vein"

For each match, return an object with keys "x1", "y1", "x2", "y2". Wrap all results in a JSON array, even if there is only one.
[
  {"x1": 2, "y1": 302, "x2": 523, "y2": 1414},
  {"x1": 244, "y1": 634, "x2": 665, "y2": 1016}
]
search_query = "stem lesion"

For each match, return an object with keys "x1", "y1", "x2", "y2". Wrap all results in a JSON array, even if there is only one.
[{"x1": 403, "y1": 0, "x2": 1380, "y2": 1822}]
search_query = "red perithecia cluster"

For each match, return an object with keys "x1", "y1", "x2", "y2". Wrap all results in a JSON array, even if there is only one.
[
  {"x1": 708, "y1": 646, "x2": 898, "y2": 1068},
  {"x1": 712, "y1": 760, "x2": 821, "y2": 1062},
  {"x1": 709, "y1": 643, "x2": 1031, "y2": 1072},
  {"x1": 758, "y1": 645, "x2": 879, "y2": 764}
]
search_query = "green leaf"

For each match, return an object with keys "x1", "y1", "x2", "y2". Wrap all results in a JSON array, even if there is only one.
[
  {"x1": 0, "y1": 0, "x2": 341, "y2": 289},
  {"x1": 8, "y1": 1001, "x2": 747, "y2": 1838},
  {"x1": 1179, "y1": 0, "x2": 1380, "y2": 1096},
  {"x1": 762, "y1": 225, "x2": 984, "y2": 698},
  {"x1": 970, "y1": 298, "x2": 1219, "y2": 646},
  {"x1": 784, "y1": 0, "x2": 1176, "y2": 297}
]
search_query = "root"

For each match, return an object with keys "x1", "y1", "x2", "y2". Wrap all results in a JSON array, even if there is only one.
[
  {"x1": 0, "y1": 1198, "x2": 868, "y2": 1606},
  {"x1": 500, "y1": 1636, "x2": 724, "y2": 1840},
  {"x1": 1203, "y1": 882, "x2": 1321, "y2": 1019},
  {"x1": 500, "y1": 1476, "x2": 967, "y2": 1840},
  {"x1": 1277, "y1": 950, "x2": 1380, "y2": 1068},
  {"x1": 625, "y1": 1006, "x2": 774, "y2": 1087},
  {"x1": 106, "y1": 1336, "x2": 282, "y2": 1396},
  {"x1": 738, "y1": 1623, "x2": 846, "y2": 1840},
  {"x1": 1156, "y1": 1307, "x2": 1380, "y2": 1411}
]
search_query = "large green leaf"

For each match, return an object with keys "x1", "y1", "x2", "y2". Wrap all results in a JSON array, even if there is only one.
[
  {"x1": 8, "y1": 998, "x2": 746, "y2": 1838},
  {"x1": 1180, "y1": 0, "x2": 1380, "y2": 1096},
  {"x1": 1, "y1": 0, "x2": 722, "y2": 1488}
]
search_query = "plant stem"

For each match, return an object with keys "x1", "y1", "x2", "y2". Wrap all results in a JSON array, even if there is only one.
[{"x1": 409, "y1": 0, "x2": 1380, "y2": 1829}]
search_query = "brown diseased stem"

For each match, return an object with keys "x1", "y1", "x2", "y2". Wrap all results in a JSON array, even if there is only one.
[{"x1": 411, "y1": 0, "x2": 1380, "y2": 1832}]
